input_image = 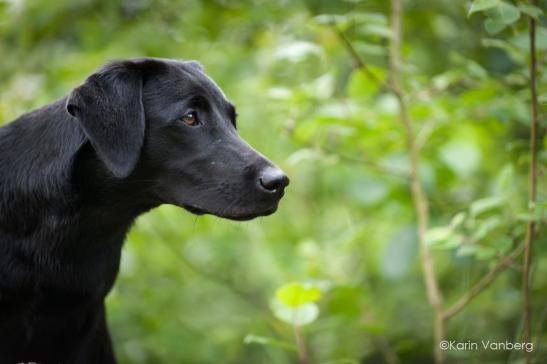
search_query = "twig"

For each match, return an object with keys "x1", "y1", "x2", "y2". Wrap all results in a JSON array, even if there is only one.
[
  {"x1": 293, "y1": 323, "x2": 310, "y2": 364},
  {"x1": 321, "y1": 145, "x2": 410, "y2": 178},
  {"x1": 506, "y1": 258, "x2": 524, "y2": 273},
  {"x1": 443, "y1": 243, "x2": 525, "y2": 320},
  {"x1": 334, "y1": 27, "x2": 394, "y2": 94},
  {"x1": 389, "y1": 1, "x2": 444, "y2": 363},
  {"x1": 522, "y1": 2, "x2": 539, "y2": 363},
  {"x1": 294, "y1": 137, "x2": 410, "y2": 179}
]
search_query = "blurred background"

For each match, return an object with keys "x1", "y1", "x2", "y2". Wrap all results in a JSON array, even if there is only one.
[{"x1": 0, "y1": 0, "x2": 546, "y2": 363}]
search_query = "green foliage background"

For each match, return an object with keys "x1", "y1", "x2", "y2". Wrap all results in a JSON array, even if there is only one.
[{"x1": 0, "y1": 0, "x2": 546, "y2": 363}]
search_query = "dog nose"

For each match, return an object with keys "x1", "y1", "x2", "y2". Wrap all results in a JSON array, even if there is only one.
[{"x1": 258, "y1": 167, "x2": 289, "y2": 193}]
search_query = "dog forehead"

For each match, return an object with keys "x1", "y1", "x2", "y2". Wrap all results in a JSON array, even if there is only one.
[
  {"x1": 171, "y1": 60, "x2": 228, "y2": 101},
  {"x1": 136, "y1": 58, "x2": 231, "y2": 108}
]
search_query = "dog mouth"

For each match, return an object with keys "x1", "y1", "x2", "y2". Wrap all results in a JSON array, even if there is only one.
[
  {"x1": 182, "y1": 204, "x2": 207, "y2": 215},
  {"x1": 182, "y1": 203, "x2": 278, "y2": 221},
  {"x1": 219, "y1": 206, "x2": 278, "y2": 221}
]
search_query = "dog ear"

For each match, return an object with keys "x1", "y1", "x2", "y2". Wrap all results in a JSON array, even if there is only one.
[{"x1": 66, "y1": 62, "x2": 145, "y2": 178}]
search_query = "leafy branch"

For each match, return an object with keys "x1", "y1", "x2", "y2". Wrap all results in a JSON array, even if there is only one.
[
  {"x1": 443, "y1": 242, "x2": 525, "y2": 320},
  {"x1": 334, "y1": 1, "x2": 543, "y2": 363},
  {"x1": 335, "y1": 28, "x2": 394, "y2": 94}
]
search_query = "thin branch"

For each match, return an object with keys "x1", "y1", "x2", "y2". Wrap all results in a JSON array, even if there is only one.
[
  {"x1": 506, "y1": 258, "x2": 524, "y2": 274},
  {"x1": 335, "y1": 25, "x2": 453, "y2": 105},
  {"x1": 522, "y1": 2, "x2": 539, "y2": 363},
  {"x1": 443, "y1": 243, "x2": 525, "y2": 320},
  {"x1": 293, "y1": 323, "x2": 310, "y2": 364},
  {"x1": 334, "y1": 27, "x2": 396, "y2": 95},
  {"x1": 294, "y1": 137, "x2": 410, "y2": 179},
  {"x1": 321, "y1": 145, "x2": 410, "y2": 178},
  {"x1": 389, "y1": 1, "x2": 444, "y2": 363}
]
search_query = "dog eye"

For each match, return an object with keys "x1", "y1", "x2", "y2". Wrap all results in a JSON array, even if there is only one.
[{"x1": 180, "y1": 112, "x2": 199, "y2": 126}]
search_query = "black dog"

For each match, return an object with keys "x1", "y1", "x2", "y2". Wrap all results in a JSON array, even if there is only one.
[{"x1": 0, "y1": 58, "x2": 289, "y2": 363}]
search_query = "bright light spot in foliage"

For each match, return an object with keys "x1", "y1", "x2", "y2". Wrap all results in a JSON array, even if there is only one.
[
  {"x1": 275, "y1": 282, "x2": 321, "y2": 308},
  {"x1": 271, "y1": 282, "x2": 322, "y2": 326}
]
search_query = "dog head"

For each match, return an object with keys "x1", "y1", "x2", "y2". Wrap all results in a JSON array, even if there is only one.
[{"x1": 66, "y1": 58, "x2": 289, "y2": 220}]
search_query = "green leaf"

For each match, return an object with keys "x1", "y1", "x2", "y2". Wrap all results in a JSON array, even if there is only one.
[
  {"x1": 516, "y1": 211, "x2": 545, "y2": 222},
  {"x1": 481, "y1": 38, "x2": 525, "y2": 63},
  {"x1": 425, "y1": 227, "x2": 452, "y2": 247},
  {"x1": 458, "y1": 244, "x2": 498, "y2": 259},
  {"x1": 495, "y1": 164, "x2": 514, "y2": 192},
  {"x1": 360, "y1": 24, "x2": 392, "y2": 38},
  {"x1": 440, "y1": 139, "x2": 481, "y2": 177},
  {"x1": 475, "y1": 246, "x2": 497, "y2": 260},
  {"x1": 354, "y1": 42, "x2": 387, "y2": 56},
  {"x1": 243, "y1": 334, "x2": 297, "y2": 352},
  {"x1": 350, "y1": 12, "x2": 388, "y2": 25},
  {"x1": 493, "y1": 236, "x2": 513, "y2": 253},
  {"x1": 275, "y1": 282, "x2": 322, "y2": 308},
  {"x1": 457, "y1": 244, "x2": 478, "y2": 257},
  {"x1": 470, "y1": 196, "x2": 505, "y2": 217},
  {"x1": 468, "y1": 0, "x2": 499, "y2": 17},
  {"x1": 450, "y1": 212, "x2": 467, "y2": 229},
  {"x1": 481, "y1": 38, "x2": 519, "y2": 54},
  {"x1": 314, "y1": 14, "x2": 348, "y2": 26},
  {"x1": 472, "y1": 216, "x2": 502, "y2": 240},
  {"x1": 431, "y1": 69, "x2": 466, "y2": 90},
  {"x1": 496, "y1": 2, "x2": 521, "y2": 25},
  {"x1": 274, "y1": 41, "x2": 322, "y2": 62},
  {"x1": 347, "y1": 67, "x2": 385, "y2": 98},
  {"x1": 271, "y1": 299, "x2": 320, "y2": 326},
  {"x1": 536, "y1": 27, "x2": 547, "y2": 50},
  {"x1": 518, "y1": 4, "x2": 543, "y2": 19},
  {"x1": 484, "y1": 17, "x2": 507, "y2": 34},
  {"x1": 443, "y1": 234, "x2": 465, "y2": 249}
]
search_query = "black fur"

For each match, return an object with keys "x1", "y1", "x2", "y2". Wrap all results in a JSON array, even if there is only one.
[{"x1": 0, "y1": 58, "x2": 288, "y2": 364}]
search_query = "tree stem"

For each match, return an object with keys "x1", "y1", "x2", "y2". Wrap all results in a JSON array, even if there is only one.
[
  {"x1": 522, "y1": 1, "x2": 539, "y2": 363},
  {"x1": 389, "y1": 1, "x2": 444, "y2": 363},
  {"x1": 293, "y1": 323, "x2": 310, "y2": 364}
]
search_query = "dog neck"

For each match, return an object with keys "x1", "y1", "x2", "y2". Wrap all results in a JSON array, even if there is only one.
[{"x1": 0, "y1": 97, "x2": 156, "y2": 265}]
